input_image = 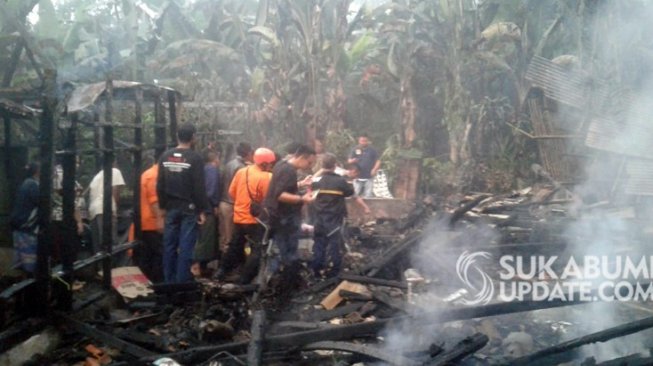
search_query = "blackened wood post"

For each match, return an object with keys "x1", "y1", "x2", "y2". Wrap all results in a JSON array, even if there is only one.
[
  {"x1": 102, "y1": 79, "x2": 115, "y2": 290},
  {"x1": 3, "y1": 115, "x2": 12, "y2": 206},
  {"x1": 133, "y1": 88, "x2": 143, "y2": 241},
  {"x1": 59, "y1": 113, "x2": 77, "y2": 310},
  {"x1": 247, "y1": 310, "x2": 266, "y2": 366},
  {"x1": 1, "y1": 40, "x2": 19, "y2": 206},
  {"x1": 154, "y1": 93, "x2": 166, "y2": 159},
  {"x1": 167, "y1": 91, "x2": 178, "y2": 146},
  {"x1": 93, "y1": 110, "x2": 101, "y2": 172},
  {"x1": 35, "y1": 69, "x2": 57, "y2": 315}
]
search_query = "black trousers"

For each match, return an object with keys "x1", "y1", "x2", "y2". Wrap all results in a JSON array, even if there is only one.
[
  {"x1": 134, "y1": 230, "x2": 164, "y2": 283},
  {"x1": 221, "y1": 223, "x2": 264, "y2": 283}
]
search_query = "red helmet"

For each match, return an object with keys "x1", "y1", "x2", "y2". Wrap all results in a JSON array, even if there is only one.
[{"x1": 253, "y1": 148, "x2": 276, "y2": 165}]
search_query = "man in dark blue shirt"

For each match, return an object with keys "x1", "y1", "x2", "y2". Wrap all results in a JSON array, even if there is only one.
[{"x1": 347, "y1": 134, "x2": 380, "y2": 198}]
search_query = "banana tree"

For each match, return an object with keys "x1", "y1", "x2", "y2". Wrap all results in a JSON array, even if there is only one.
[{"x1": 246, "y1": 0, "x2": 355, "y2": 146}]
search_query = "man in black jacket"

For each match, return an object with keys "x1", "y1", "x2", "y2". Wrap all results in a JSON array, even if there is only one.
[
  {"x1": 157, "y1": 124, "x2": 208, "y2": 283},
  {"x1": 310, "y1": 154, "x2": 368, "y2": 278}
]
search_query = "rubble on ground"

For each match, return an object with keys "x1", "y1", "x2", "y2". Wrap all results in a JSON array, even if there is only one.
[{"x1": 3, "y1": 183, "x2": 653, "y2": 365}]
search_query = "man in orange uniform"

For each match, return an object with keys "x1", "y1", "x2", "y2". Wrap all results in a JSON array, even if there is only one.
[
  {"x1": 133, "y1": 158, "x2": 164, "y2": 283},
  {"x1": 216, "y1": 148, "x2": 276, "y2": 284}
]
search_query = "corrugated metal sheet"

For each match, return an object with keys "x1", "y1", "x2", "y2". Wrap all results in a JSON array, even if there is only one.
[
  {"x1": 526, "y1": 56, "x2": 614, "y2": 109},
  {"x1": 624, "y1": 159, "x2": 653, "y2": 196},
  {"x1": 526, "y1": 56, "x2": 590, "y2": 108},
  {"x1": 67, "y1": 81, "x2": 178, "y2": 112},
  {"x1": 585, "y1": 117, "x2": 653, "y2": 159}
]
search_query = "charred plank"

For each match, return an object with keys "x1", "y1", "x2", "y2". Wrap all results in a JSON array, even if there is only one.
[
  {"x1": 58, "y1": 313, "x2": 156, "y2": 359},
  {"x1": 449, "y1": 194, "x2": 490, "y2": 227},
  {"x1": 426, "y1": 333, "x2": 489, "y2": 365},
  {"x1": 303, "y1": 341, "x2": 420, "y2": 366},
  {"x1": 361, "y1": 232, "x2": 422, "y2": 277},
  {"x1": 302, "y1": 301, "x2": 366, "y2": 322},
  {"x1": 509, "y1": 316, "x2": 653, "y2": 366},
  {"x1": 339, "y1": 274, "x2": 408, "y2": 289},
  {"x1": 142, "y1": 294, "x2": 586, "y2": 364},
  {"x1": 247, "y1": 310, "x2": 266, "y2": 366}
]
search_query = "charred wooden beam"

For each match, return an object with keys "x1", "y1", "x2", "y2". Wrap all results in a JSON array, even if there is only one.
[
  {"x1": 72, "y1": 291, "x2": 107, "y2": 312},
  {"x1": 370, "y1": 290, "x2": 406, "y2": 313},
  {"x1": 362, "y1": 232, "x2": 422, "y2": 277},
  {"x1": 247, "y1": 310, "x2": 266, "y2": 366},
  {"x1": 339, "y1": 274, "x2": 408, "y2": 289},
  {"x1": 167, "y1": 91, "x2": 178, "y2": 147},
  {"x1": 339, "y1": 289, "x2": 372, "y2": 302},
  {"x1": 154, "y1": 93, "x2": 166, "y2": 159},
  {"x1": 58, "y1": 113, "x2": 77, "y2": 311},
  {"x1": 590, "y1": 353, "x2": 653, "y2": 366},
  {"x1": 301, "y1": 301, "x2": 366, "y2": 322},
  {"x1": 132, "y1": 89, "x2": 143, "y2": 241},
  {"x1": 146, "y1": 296, "x2": 586, "y2": 364},
  {"x1": 34, "y1": 69, "x2": 57, "y2": 316},
  {"x1": 449, "y1": 194, "x2": 490, "y2": 227},
  {"x1": 509, "y1": 316, "x2": 653, "y2": 366},
  {"x1": 302, "y1": 341, "x2": 420, "y2": 366},
  {"x1": 3, "y1": 115, "x2": 12, "y2": 208},
  {"x1": 271, "y1": 321, "x2": 338, "y2": 332},
  {"x1": 300, "y1": 276, "x2": 339, "y2": 296},
  {"x1": 58, "y1": 313, "x2": 156, "y2": 359},
  {"x1": 426, "y1": 333, "x2": 488, "y2": 365},
  {"x1": 2, "y1": 241, "x2": 138, "y2": 302},
  {"x1": 101, "y1": 78, "x2": 115, "y2": 290}
]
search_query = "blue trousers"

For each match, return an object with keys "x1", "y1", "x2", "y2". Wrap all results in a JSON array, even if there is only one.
[
  {"x1": 268, "y1": 214, "x2": 301, "y2": 275},
  {"x1": 163, "y1": 209, "x2": 198, "y2": 283}
]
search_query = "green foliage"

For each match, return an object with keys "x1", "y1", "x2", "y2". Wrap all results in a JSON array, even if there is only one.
[
  {"x1": 421, "y1": 157, "x2": 454, "y2": 194},
  {"x1": 325, "y1": 129, "x2": 356, "y2": 162},
  {"x1": 4, "y1": 0, "x2": 631, "y2": 197}
]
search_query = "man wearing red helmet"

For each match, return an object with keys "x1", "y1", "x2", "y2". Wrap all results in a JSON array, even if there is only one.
[{"x1": 216, "y1": 148, "x2": 276, "y2": 283}]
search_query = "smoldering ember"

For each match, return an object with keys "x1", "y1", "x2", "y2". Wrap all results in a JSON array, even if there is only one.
[{"x1": 5, "y1": 1, "x2": 653, "y2": 366}]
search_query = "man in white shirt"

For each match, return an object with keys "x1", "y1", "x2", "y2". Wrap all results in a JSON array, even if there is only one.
[{"x1": 88, "y1": 165, "x2": 125, "y2": 254}]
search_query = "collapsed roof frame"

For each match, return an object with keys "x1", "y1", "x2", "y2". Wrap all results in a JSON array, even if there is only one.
[{"x1": 0, "y1": 76, "x2": 181, "y2": 323}]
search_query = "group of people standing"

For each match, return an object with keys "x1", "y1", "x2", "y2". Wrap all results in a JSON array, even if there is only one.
[{"x1": 9, "y1": 122, "x2": 382, "y2": 288}]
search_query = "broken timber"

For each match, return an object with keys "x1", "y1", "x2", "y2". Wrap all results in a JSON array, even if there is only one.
[
  {"x1": 361, "y1": 231, "x2": 422, "y2": 277},
  {"x1": 303, "y1": 341, "x2": 420, "y2": 366},
  {"x1": 247, "y1": 310, "x2": 266, "y2": 366},
  {"x1": 509, "y1": 315, "x2": 653, "y2": 365},
  {"x1": 339, "y1": 273, "x2": 408, "y2": 289},
  {"x1": 142, "y1": 296, "x2": 587, "y2": 364},
  {"x1": 426, "y1": 333, "x2": 489, "y2": 365},
  {"x1": 57, "y1": 313, "x2": 156, "y2": 359}
]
